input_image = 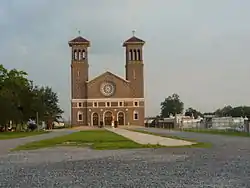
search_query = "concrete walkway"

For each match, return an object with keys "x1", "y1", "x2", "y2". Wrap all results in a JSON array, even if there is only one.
[{"x1": 106, "y1": 128, "x2": 195, "y2": 146}]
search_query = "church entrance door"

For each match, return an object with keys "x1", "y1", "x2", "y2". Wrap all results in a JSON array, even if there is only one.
[
  {"x1": 118, "y1": 112, "x2": 125, "y2": 125},
  {"x1": 92, "y1": 113, "x2": 99, "y2": 126},
  {"x1": 104, "y1": 111, "x2": 112, "y2": 126}
]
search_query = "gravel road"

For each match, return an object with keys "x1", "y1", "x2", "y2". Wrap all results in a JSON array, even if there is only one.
[{"x1": 0, "y1": 128, "x2": 250, "y2": 188}]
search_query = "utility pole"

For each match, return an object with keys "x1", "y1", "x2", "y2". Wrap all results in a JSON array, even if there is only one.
[{"x1": 36, "y1": 112, "x2": 39, "y2": 125}]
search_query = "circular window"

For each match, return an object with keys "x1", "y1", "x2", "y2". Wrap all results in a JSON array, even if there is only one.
[{"x1": 100, "y1": 82, "x2": 115, "y2": 97}]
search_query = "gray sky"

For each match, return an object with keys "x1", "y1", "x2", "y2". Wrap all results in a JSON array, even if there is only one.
[{"x1": 1, "y1": 0, "x2": 250, "y2": 118}]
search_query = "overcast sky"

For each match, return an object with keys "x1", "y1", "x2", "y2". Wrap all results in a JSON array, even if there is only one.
[{"x1": 1, "y1": 0, "x2": 250, "y2": 118}]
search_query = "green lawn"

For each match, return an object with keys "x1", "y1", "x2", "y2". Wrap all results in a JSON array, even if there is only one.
[
  {"x1": 12, "y1": 130, "x2": 161, "y2": 151},
  {"x1": 129, "y1": 129, "x2": 212, "y2": 148},
  {"x1": 180, "y1": 128, "x2": 250, "y2": 137},
  {"x1": 0, "y1": 131, "x2": 48, "y2": 140}
]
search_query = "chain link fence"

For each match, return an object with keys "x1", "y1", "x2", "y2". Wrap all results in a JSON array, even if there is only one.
[{"x1": 145, "y1": 116, "x2": 250, "y2": 133}]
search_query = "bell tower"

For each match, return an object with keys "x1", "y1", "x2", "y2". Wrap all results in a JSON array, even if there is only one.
[
  {"x1": 123, "y1": 32, "x2": 145, "y2": 98},
  {"x1": 68, "y1": 35, "x2": 90, "y2": 125}
]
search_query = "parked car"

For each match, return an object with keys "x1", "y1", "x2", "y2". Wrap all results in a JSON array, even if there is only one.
[
  {"x1": 27, "y1": 122, "x2": 37, "y2": 131},
  {"x1": 53, "y1": 121, "x2": 65, "y2": 128},
  {"x1": 27, "y1": 119, "x2": 37, "y2": 131},
  {"x1": 235, "y1": 125, "x2": 245, "y2": 132}
]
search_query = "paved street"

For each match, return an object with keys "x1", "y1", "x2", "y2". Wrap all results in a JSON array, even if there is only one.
[{"x1": 0, "y1": 128, "x2": 249, "y2": 187}]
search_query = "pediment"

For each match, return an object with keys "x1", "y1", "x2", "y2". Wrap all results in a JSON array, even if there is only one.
[{"x1": 87, "y1": 71, "x2": 129, "y2": 85}]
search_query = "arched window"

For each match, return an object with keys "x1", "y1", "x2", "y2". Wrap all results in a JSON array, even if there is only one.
[
  {"x1": 82, "y1": 50, "x2": 86, "y2": 59},
  {"x1": 77, "y1": 111, "x2": 83, "y2": 121},
  {"x1": 74, "y1": 50, "x2": 78, "y2": 60},
  {"x1": 78, "y1": 50, "x2": 81, "y2": 60},
  {"x1": 133, "y1": 49, "x2": 137, "y2": 61},
  {"x1": 137, "y1": 49, "x2": 141, "y2": 61},
  {"x1": 133, "y1": 110, "x2": 139, "y2": 120},
  {"x1": 129, "y1": 49, "x2": 133, "y2": 61}
]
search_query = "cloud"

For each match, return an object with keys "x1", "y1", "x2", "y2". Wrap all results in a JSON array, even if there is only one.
[{"x1": 1, "y1": 0, "x2": 250, "y2": 118}]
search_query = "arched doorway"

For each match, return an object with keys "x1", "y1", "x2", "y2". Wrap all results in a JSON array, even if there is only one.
[
  {"x1": 104, "y1": 111, "x2": 113, "y2": 126},
  {"x1": 117, "y1": 112, "x2": 125, "y2": 125},
  {"x1": 92, "y1": 113, "x2": 99, "y2": 126}
]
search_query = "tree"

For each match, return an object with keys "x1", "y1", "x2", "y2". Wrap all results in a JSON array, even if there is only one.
[
  {"x1": 214, "y1": 105, "x2": 233, "y2": 117},
  {"x1": 160, "y1": 93, "x2": 184, "y2": 118},
  {"x1": 213, "y1": 105, "x2": 250, "y2": 118},
  {"x1": 0, "y1": 64, "x2": 63, "y2": 130},
  {"x1": 185, "y1": 107, "x2": 203, "y2": 119},
  {"x1": 203, "y1": 112, "x2": 215, "y2": 116},
  {"x1": 30, "y1": 86, "x2": 64, "y2": 129},
  {"x1": 0, "y1": 66, "x2": 31, "y2": 128},
  {"x1": 0, "y1": 65, "x2": 10, "y2": 127},
  {"x1": 38, "y1": 86, "x2": 64, "y2": 122},
  {"x1": 229, "y1": 106, "x2": 250, "y2": 118}
]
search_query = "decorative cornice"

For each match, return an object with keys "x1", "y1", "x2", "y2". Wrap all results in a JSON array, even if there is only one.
[
  {"x1": 72, "y1": 106, "x2": 144, "y2": 109},
  {"x1": 72, "y1": 98, "x2": 144, "y2": 102}
]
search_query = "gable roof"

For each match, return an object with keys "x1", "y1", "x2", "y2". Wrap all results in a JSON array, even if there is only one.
[
  {"x1": 123, "y1": 36, "x2": 145, "y2": 46},
  {"x1": 86, "y1": 71, "x2": 129, "y2": 84},
  {"x1": 68, "y1": 36, "x2": 90, "y2": 47}
]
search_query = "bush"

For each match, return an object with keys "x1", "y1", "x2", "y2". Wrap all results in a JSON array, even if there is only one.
[{"x1": 0, "y1": 126, "x2": 5, "y2": 132}]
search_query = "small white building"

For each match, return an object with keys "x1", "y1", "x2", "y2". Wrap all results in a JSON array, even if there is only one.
[
  {"x1": 173, "y1": 114, "x2": 203, "y2": 128},
  {"x1": 211, "y1": 116, "x2": 246, "y2": 129}
]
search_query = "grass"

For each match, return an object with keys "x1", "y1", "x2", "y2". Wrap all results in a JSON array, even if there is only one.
[
  {"x1": 12, "y1": 130, "x2": 161, "y2": 151},
  {"x1": 128, "y1": 129, "x2": 212, "y2": 148},
  {"x1": 180, "y1": 128, "x2": 250, "y2": 137},
  {"x1": 0, "y1": 131, "x2": 48, "y2": 140}
]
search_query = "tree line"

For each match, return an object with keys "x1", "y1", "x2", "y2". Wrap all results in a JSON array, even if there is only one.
[
  {"x1": 0, "y1": 64, "x2": 63, "y2": 130},
  {"x1": 160, "y1": 93, "x2": 250, "y2": 119}
]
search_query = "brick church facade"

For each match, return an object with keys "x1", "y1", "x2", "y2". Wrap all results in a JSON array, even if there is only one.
[{"x1": 69, "y1": 34, "x2": 145, "y2": 126}]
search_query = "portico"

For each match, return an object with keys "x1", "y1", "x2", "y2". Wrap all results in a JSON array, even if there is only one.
[{"x1": 89, "y1": 109, "x2": 127, "y2": 126}]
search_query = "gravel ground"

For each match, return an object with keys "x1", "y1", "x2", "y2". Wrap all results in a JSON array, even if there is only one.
[{"x1": 0, "y1": 128, "x2": 250, "y2": 187}]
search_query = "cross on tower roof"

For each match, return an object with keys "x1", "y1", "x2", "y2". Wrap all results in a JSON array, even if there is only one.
[
  {"x1": 123, "y1": 30, "x2": 145, "y2": 46},
  {"x1": 132, "y1": 30, "x2": 136, "y2": 36},
  {"x1": 68, "y1": 29, "x2": 90, "y2": 47}
]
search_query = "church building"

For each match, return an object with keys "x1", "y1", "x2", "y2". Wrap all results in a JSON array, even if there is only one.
[{"x1": 69, "y1": 34, "x2": 145, "y2": 126}]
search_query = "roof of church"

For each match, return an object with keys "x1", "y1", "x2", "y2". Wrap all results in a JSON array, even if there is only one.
[
  {"x1": 86, "y1": 71, "x2": 130, "y2": 84},
  {"x1": 123, "y1": 36, "x2": 145, "y2": 46},
  {"x1": 68, "y1": 36, "x2": 90, "y2": 47}
]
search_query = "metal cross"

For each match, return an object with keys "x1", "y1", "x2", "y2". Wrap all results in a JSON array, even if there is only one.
[
  {"x1": 78, "y1": 30, "x2": 81, "y2": 35},
  {"x1": 132, "y1": 30, "x2": 136, "y2": 36}
]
